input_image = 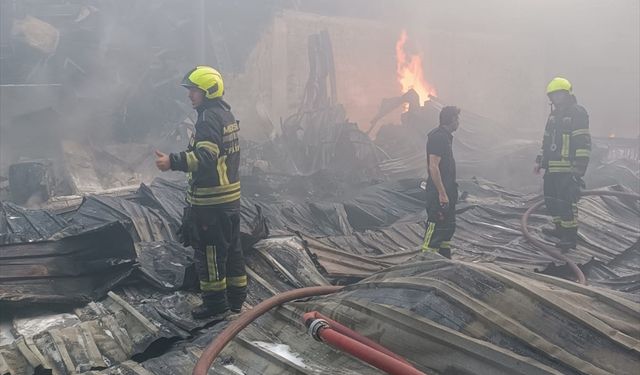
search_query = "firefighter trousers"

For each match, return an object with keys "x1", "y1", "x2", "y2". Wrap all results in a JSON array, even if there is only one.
[
  {"x1": 422, "y1": 186, "x2": 458, "y2": 259},
  {"x1": 192, "y1": 205, "x2": 247, "y2": 313},
  {"x1": 543, "y1": 172, "x2": 581, "y2": 247}
]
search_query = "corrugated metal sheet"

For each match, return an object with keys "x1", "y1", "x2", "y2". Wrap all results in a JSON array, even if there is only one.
[
  {"x1": 0, "y1": 201, "x2": 67, "y2": 244},
  {"x1": 0, "y1": 171, "x2": 638, "y2": 374},
  {"x1": 35, "y1": 254, "x2": 637, "y2": 375},
  {"x1": 300, "y1": 257, "x2": 640, "y2": 375},
  {"x1": 0, "y1": 222, "x2": 136, "y2": 305},
  {"x1": 0, "y1": 289, "x2": 226, "y2": 375}
]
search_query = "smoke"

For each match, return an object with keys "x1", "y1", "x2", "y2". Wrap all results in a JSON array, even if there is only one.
[
  {"x1": 297, "y1": 0, "x2": 640, "y2": 138},
  {"x1": 1, "y1": 0, "x2": 638, "y2": 193}
]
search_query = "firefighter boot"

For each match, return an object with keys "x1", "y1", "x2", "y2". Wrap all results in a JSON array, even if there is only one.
[
  {"x1": 438, "y1": 247, "x2": 452, "y2": 259},
  {"x1": 228, "y1": 285, "x2": 247, "y2": 314},
  {"x1": 555, "y1": 227, "x2": 577, "y2": 252},
  {"x1": 191, "y1": 303, "x2": 230, "y2": 320},
  {"x1": 192, "y1": 293, "x2": 230, "y2": 320},
  {"x1": 542, "y1": 222, "x2": 562, "y2": 238},
  {"x1": 230, "y1": 304, "x2": 244, "y2": 314}
]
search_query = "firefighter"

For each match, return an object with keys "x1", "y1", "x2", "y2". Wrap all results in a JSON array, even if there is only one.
[
  {"x1": 421, "y1": 106, "x2": 460, "y2": 259},
  {"x1": 535, "y1": 77, "x2": 591, "y2": 251},
  {"x1": 155, "y1": 66, "x2": 246, "y2": 319}
]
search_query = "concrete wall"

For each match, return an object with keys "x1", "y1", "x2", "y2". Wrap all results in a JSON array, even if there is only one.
[{"x1": 227, "y1": 11, "x2": 398, "y2": 140}]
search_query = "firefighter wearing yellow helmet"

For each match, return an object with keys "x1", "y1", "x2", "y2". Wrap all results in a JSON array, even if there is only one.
[
  {"x1": 155, "y1": 66, "x2": 245, "y2": 319},
  {"x1": 181, "y1": 65, "x2": 225, "y2": 99},
  {"x1": 546, "y1": 77, "x2": 572, "y2": 94},
  {"x1": 535, "y1": 77, "x2": 591, "y2": 251}
]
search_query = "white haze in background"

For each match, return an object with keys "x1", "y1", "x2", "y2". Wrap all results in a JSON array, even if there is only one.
[
  {"x1": 300, "y1": 0, "x2": 639, "y2": 138},
  {"x1": 1, "y1": 0, "x2": 637, "y2": 176}
]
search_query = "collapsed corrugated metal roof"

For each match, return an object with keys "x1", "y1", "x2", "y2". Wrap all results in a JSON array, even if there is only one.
[
  {"x1": 6, "y1": 254, "x2": 637, "y2": 374},
  {"x1": 1, "y1": 167, "x2": 638, "y2": 374}
]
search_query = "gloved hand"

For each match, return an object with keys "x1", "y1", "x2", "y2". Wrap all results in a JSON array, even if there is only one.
[
  {"x1": 535, "y1": 155, "x2": 543, "y2": 165},
  {"x1": 534, "y1": 155, "x2": 543, "y2": 175},
  {"x1": 436, "y1": 202, "x2": 449, "y2": 222},
  {"x1": 572, "y1": 175, "x2": 586, "y2": 189},
  {"x1": 176, "y1": 225, "x2": 188, "y2": 247},
  {"x1": 177, "y1": 206, "x2": 196, "y2": 247}
]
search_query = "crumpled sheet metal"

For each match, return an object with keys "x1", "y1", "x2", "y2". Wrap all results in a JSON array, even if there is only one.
[
  {"x1": 280, "y1": 180, "x2": 639, "y2": 286},
  {"x1": 113, "y1": 287, "x2": 221, "y2": 333},
  {"x1": 207, "y1": 309, "x2": 385, "y2": 375},
  {"x1": 0, "y1": 222, "x2": 136, "y2": 305},
  {"x1": 0, "y1": 226, "x2": 332, "y2": 374},
  {"x1": 134, "y1": 240, "x2": 195, "y2": 291},
  {"x1": 3, "y1": 219, "x2": 638, "y2": 375},
  {"x1": 296, "y1": 256, "x2": 640, "y2": 375},
  {"x1": 583, "y1": 239, "x2": 640, "y2": 296},
  {"x1": 242, "y1": 176, "x2": 639, "y2": 287},
  {"x1": 0, "y1": 201, "x2": 67, "y2": 245},
  {"x1": 455, "y1": 187, "x2": 639, "y2": 275},
  {"x1": 252, "y1": 236, "x2": 329, "y2": 288},
  {"x1": 0, "y1": 288, "x2": 230, "y2": 375},
  {"x1": 110, "y1": 251, "x2": 640, "y2": 375},
  {"x1": 134, "y1": 320, "x2": 386, "y2": 375},
  {"x1": 1, "y1": 171, "x2": 638, "y2": 374},
  {"x1": 82, "y1": 272, "x2": 385, "y2": 375},
  {"x1": 0, "y1": 292, "x2": 169, "y2": 375},
  {"x1": 135, "y1": 178, "x2": 188, "y2": 227},
  {"x1": 0, "y1": 176, "x2": 268, "y2": 306},
  {"x1": 237, "y1": 178, "x2": 426, "y2": 238},
  {"x1": 239, "y1": 175, "x2": 636, "y2": 273},
  {"x1": 12, "y1": 313, "x2": 80, "y2": 341},
  {"x1": 294, "y1": 235, "x2": 400, "y2": 278},
  {"x1": 82, "y1": 360, "x2": 154, "y2": 375},
  {"x1": 70, "y1": 195, "x2": 177, "y2": 243}
]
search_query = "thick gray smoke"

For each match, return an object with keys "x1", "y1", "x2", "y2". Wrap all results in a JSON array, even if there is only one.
[
  {"x1": 0, "y1": 0, "x2": 638, "y2": 199},
  {"x1": 298, "y1": 0, "x2": 640, "y2": 138}
]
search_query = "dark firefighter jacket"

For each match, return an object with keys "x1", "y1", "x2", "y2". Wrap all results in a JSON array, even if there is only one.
[
  {"x1": 170, "y1": 98, "x2": 240, "y2": 206},
  {"x1": 539, "y1": 97, "x2": 591, "y2": 176}
]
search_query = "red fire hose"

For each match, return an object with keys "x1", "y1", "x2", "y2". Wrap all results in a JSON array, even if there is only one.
[
  {"x1": 303, "y1": 312, "x2": 426, "y2": 375},
  {"x1": 302, "y1": 311, "x2": 412, "y2": 365},
  {"x1": 521, "y1": 189, "x2": 640, "y2": 285},
  {"x1": 192, "y1": 286, "x2": 342, "y2": 375}
]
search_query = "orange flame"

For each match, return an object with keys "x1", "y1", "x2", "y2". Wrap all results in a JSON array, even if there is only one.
[{"x1": 396, "y1": 30, "x2": 436, "y2": 104}]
